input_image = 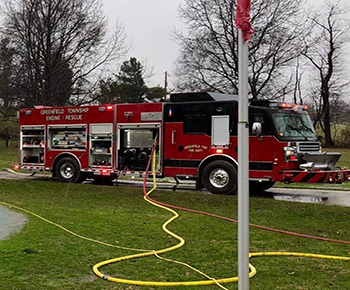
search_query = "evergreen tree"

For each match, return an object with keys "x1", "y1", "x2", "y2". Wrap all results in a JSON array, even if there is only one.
[{"x1": 98, "y1": 57, "x2": 148, "y2": 104}]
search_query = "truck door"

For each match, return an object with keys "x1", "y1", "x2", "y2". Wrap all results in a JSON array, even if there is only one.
[
  {"x1": 163, "y1": 109, "x2": 212, "y2": 178},
  {"x1": 249, "y1": 109, "x2": 275, "y2": 180}
]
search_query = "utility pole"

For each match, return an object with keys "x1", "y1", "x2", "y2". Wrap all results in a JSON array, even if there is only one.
[
  {"x1": 164, "y1": 71, "x2": 168, "y2": 101},
  {"x1": 235, "y1": 1, "x2": 253, "y2": 289},
  {"x1": 238, "y1": 28, "x2": 249, "y2": 290}
]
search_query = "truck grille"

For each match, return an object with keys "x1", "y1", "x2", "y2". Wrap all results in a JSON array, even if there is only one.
[{"x1": 298, "y1": 142, "x2": 320, "y2": 152}]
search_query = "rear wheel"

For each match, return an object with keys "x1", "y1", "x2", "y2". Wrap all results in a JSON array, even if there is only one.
[
  {"x1": 201, "y1": 160, "x2": 237, "y2": 195},
  {"x1": 56, "y1": 157, "x2": 83, "y2": 183}
]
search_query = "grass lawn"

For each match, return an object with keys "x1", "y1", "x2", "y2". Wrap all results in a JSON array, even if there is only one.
[
  {"x1": 0, "y1": 141, "x2": 18, "y2": 170},
  {"x1": 0, "y1": 179, "x2": 349, "y2": 289}
]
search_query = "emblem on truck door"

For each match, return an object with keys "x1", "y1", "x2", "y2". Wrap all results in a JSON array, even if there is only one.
[{"x1": 124, "y1": 112, "x2": 133, "y2": 120}]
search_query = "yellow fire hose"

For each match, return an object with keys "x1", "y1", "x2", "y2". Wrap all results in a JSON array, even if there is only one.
[
  {"x1": 92, "y1": 152, "x2": 350, "y2": 287},
  {"x1": 1, "y1": 150, "x2": 349, "y2": 288},
  {"x1": 92, "y1": 154, "x2": 244, "y2": 289}
]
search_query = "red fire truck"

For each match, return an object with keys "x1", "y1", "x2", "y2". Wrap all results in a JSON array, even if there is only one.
[{"x1": 16, "y1": 92, "x2": 350, "y2": 194}]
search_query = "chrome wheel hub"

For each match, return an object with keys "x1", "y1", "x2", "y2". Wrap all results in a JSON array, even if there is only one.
[
  {"x1": 209, "y1": 168, "x2": 229, "y2": 188},
  {"x1": 60, "y1": 163, "x2": 75, "y2": 179}
]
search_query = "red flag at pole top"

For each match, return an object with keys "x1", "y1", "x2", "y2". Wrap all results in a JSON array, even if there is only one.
[{"x1": 235, "y1": 0, "x2": 254, "y2": 42}]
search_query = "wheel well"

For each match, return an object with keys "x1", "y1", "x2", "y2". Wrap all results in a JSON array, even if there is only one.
[
  {"x1": 52, "y1": 153, "x2": 81, "y2": 176},
  {"x1": 198, "y1": 155, "x2": 238, "y2": 177}
]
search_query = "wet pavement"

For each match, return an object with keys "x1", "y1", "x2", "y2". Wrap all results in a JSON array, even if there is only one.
[
  {"x1": 1, "y1": 170, "x2": 350, "y2": 208},
  {"x1": 0, "y1": 170, "x2": 50, "y2": 181},
  {"x1": 267, "y1": 187, "x2": 350, "y2": 207},
  {"x1": 0, "y1": 205, "x2": 27, "y2": 240}
]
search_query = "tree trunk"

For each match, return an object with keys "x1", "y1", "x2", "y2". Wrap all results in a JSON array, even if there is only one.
[
  {"x1": 323, "y1": 94, "x2": 334, "y2": 147},
  {"x1": 5, "y1": 127, "x2": 10, "y2": 148}
]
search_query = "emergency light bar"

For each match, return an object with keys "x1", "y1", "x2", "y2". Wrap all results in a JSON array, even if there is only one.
[
  {"x1": 99, "y1": 105, "x2": 114, "y2": 112},
  {"x1": 269, "y1": 102, "x2": 309, "y2": 111}
]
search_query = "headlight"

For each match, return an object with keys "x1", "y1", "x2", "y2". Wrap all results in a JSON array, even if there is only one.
[
  {"x1": 284, "y1": 146, "x2": 298, "y2": 161},
  {"x1": 284, "y1": 146, "x2": 296, "y2": 156}
]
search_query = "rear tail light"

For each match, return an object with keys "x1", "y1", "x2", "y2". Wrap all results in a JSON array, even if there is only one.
[{"x1": 100, "y1": 169, "x2": 110, "y2": 175}]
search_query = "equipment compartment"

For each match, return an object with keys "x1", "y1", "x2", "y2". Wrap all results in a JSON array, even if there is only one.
[
  {"x1": 90, "y1": 123, "x2": 113, "y2": 167},
  {"x1": 49, "y1": 125, "x2": 87, "y2": 150},
  {"x1": 21, "y1": 126, "x2": 45, "y2": 165},
  {"x1": 118, "y1": 124, "x2": 161, "y2": 172}
]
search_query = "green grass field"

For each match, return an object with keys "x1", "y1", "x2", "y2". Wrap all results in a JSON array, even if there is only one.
[
  {"x1": 0, "y1": 179, "x2": 349, "y2": 289},
  {"x1": 0, "y1": 141, "x2": 18, "y2": 170}
]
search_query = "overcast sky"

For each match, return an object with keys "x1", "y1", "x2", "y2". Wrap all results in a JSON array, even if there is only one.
[
  {"x1": 102, "y1": 0, "x2": 185, "y2": 87},
  {"x1": 102, "y1": 0, "x2": 348, "y2": 89}
]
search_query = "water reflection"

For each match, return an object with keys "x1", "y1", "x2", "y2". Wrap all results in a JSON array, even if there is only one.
[{"x1": 273, "y1": 194, "x2": 328, "y2": 204}]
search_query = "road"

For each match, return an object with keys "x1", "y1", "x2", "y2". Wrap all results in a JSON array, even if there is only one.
[{"x1": 0, "y1": 170, "x2": 350, "y2": 207}]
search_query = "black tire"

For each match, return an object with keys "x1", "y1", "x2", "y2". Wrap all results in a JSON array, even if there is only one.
[
  {"x1": 249, "y1": 181, "x2": 275, "y2": 194},
  {"x1": 201, "y1": 160, "x2": 237, "y2": 195},
  {"x1": 56, "y1": 157, "x2": 83, "y2": 183}
]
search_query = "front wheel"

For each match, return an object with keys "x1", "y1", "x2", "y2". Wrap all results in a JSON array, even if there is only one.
[
  {"x1": 201, "y1": 160, "x2": 237, "y2": 195},
  {"x1": 56, "y1": 157, "x2": 83, "y2": 183}
]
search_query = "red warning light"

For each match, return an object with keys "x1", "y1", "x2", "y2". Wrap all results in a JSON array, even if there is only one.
[
  {"x1": 216, "y1": 149, "x2": 223, "y2": 154},
  {"x1": 106, "y1": 105, "x2": 114, "y2": 111},
  {"x1": 281, "y1": 103, "x2": 292, "y2": 108},
  {"x1": 290, "y1": 155, "x2": 297, "y2": 161}
]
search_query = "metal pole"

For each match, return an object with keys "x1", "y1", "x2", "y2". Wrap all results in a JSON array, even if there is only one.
[
  {"x1": 238, "y1": 29, "x2": 250, "y2": 290},
  {"x1": 164, "y1": 71, "x2": 168, "y2": 101}
]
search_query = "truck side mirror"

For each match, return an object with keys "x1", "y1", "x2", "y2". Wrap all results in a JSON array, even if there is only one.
[{"x1": 252, "y1": 122, "x2": 262, "y2": 135}]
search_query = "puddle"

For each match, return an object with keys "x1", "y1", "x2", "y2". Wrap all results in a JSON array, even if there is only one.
[
  {"x1": 273, "y1": 194, "x2": 328, "y2": 205},
  {"x1": 0, "y1": 205, "x2": 28, "y2": 240}
]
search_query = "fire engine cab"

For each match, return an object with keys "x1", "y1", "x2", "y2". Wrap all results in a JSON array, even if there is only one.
[{"x1": 16, "y1": 92, "x2": 350, "y2": 194}]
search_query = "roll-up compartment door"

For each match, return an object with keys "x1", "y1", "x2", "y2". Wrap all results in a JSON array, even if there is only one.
[
  {"x1": 91, "y1": 124, "x2": 113, "y2": 135},
  {"x1": 212, "y1": 115, "x2": 230, "y2": 148}
]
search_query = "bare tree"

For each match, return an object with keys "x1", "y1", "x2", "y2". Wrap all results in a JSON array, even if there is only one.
[
  {"x1": 292, "y1": 57, "x2": 303, "y2": 104},
  {"x1": 2, "y1": 0, "x2": 128, "y2": 107},
  {"x1": 174, "y1": 0, "x2": 310, "y2": 100},
  {"x1": 303, "y1": 1, "x2": 350, "y2": 146},
  {"x1": 0, "y1": 37, "x2": 17, "y2": 112},
  {"x1": 0, "y1": 37, "x2": 18, "y2": 147}
]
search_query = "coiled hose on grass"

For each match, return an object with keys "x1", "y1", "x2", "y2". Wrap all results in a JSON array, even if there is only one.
[{"x1": 92, "y1": 140, "x2": 350, "y2": 287}]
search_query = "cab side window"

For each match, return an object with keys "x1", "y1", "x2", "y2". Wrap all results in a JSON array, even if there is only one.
[{"x1": 184, "y1": 115, "x2": 209, "y2": 134}]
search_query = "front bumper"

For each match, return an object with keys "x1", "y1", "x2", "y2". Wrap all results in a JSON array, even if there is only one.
[{"x1": 279, "y1": 169, "x2": 350, "y2": 183}]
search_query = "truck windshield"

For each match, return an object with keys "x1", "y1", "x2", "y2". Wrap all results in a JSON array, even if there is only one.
[{"x1": 272, "y1": 112, "x2": 316, "y2": 140}]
